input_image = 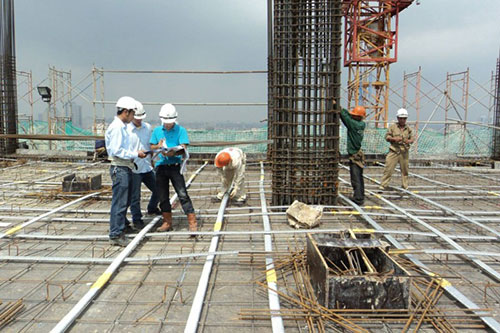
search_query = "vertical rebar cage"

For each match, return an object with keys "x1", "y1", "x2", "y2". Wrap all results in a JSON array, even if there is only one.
[
  {"x1": 0, "y1": 0, "x2": 18, "y2": 154},
  {"x1": 269, "y1": 0, "x2": 342, "y2": 206},
  {"x1": 493, "y1": 57, "x2": 500, "y2": 160}
]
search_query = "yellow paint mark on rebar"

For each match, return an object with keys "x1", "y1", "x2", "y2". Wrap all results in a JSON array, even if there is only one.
[
  {"x1": 352, "y1": 228, "x2": 375, "y2": 234},
  {"x1": 389, "y1": 249, "x2": 410, "y2": 255},
  {"x1": 260, "y1": 175, "x2": 265, "y2": 181},
  {"x1": 5, "y1": 225, "x2": 23, "y2": 235},
  {"x1": 373, "y1": 194, "x2": 382, "y2": 199},
  {"x1": 91, "y1": 272, "x2": 112, "y2": 289},
  {"x1": 214, "y1": 221, "x2": 222, "y2": 231},
  {"x1": 330, "y1": 210, "x2": 337, "y2": 215},
  {"x1": 488, "y1": 191, "x2": 500, "y2": 197},
  {"x1": 412, "y1": 190, "x2": 419, "y2": 194},
  {"x1": 266, "y1": 269, "x2": 277, "y2": 283},
  {"x1": 437, "y1": 278, "x2": 451, "y2": 288}
]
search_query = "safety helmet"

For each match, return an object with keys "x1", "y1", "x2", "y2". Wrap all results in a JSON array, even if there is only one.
[
  {"x1": 396, "y1": 108, "x2": 408, "y2": 118},
  {"x1": 159, "y1": 103, "x2": 177, "y2": 124},
  {"x1": 215, "y1": 152, "x2": 231, "y2": 168},
  {"x1": 116, "y1": 96, "x2": 137, "y2": 111},
  {"x1": 134, "y1": 101, "x2": 146, "y2": 119},
  {"x1": 349, "y1": 105, "x2": 366, "y2": 117}
]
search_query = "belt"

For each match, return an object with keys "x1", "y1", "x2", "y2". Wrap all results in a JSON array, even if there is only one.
[{"x1": 159, "y1": 163, "x2": 180, "y2": 167}]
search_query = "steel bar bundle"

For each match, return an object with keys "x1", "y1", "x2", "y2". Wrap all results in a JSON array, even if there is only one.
[{"x1": 269, "y1": 0, "x2": 342, "y2": 205}]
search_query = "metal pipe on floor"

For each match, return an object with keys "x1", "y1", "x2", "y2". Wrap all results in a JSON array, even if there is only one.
[
  {"x1": 258, "y1": 161, "x2": 284, "y2": 332},
  {"x1": 185, "y1": 184, "x2": 230, "y2": 333},
  {"x1": 3, "y1": 247, "x2": 500, "y2": 265},
  {"x1": 50, "y1": 162, "x2": 207, "y2": 333},
  {"x1": 11, "y1": 227, "x2": 497, "y2": 241}
]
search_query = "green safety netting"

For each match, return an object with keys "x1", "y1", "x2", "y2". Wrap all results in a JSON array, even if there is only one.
[{"x1": 17, "y1": 120, "x2": 493, "y2": 157}]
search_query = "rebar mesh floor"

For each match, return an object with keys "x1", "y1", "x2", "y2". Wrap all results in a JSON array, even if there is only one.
[{"x1": 1, "y1": 160, "x2": 500, "y2": 332}]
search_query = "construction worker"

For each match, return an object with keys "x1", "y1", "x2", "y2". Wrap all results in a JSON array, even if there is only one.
[
  {"x1": 150, "y1": 103, "x2": 197, "y2": 235},
  {"x1": 127, "y1": 101, "x2": 161, "y2": 231},
  {"x1": 105, "y1": 96, "x2": 146, "y2": 247},
  {"x1": 340, "y1": 105, "x2": 366, "y2": 205},
  {"x1": 214, "y1": 147, "x2": 247, "y2": 203},
  {"x1": 380, "y1": 108, "x2": 414, "y2": 190}
]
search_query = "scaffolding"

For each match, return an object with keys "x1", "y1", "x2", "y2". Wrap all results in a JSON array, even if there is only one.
[
  {"x1": 343, "y1": 0, "x2": 413, "y2": 128},
  {"x1": 269, "y1": 0, "x2": 342, "y2": 206}
]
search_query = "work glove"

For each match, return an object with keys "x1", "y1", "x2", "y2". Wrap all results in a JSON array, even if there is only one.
[{"x1": 230, "y1": 186, "x2": 239, "y2": 199}]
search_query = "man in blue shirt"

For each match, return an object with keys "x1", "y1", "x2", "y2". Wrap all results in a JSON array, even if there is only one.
[
  {"x1": 105, "y1": 96, "x2": 146, "y2": 247},
  {"x1": 150, "y1": 103, "x2": 197, "y2": 236}
]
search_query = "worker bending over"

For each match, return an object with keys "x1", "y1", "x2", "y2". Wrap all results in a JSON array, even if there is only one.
[
  {"x1": 340, "y1": 105, "x2": 366, "y2": 206},
  {"x1": 380, "y1": 108, "x2": 414, "y2": 190},
  {"x1": 214, "y1": 147, "x2": 247, "y2": 203}
]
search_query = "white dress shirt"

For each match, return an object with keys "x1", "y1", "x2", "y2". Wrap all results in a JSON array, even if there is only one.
[
  {"x1": 105, "y1": 116, "x2": 138, "y2": 162},
  {"x1": 127, "y1": 121, "x2": 153, "y2": 174}
]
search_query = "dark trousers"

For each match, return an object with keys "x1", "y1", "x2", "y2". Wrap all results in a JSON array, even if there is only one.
[
  {"x1": 156, "y1": 164, "x2": 194, "y2": 214},
  {"x1": 349, "y1": 160, "x2": 365, "y2": 204}
]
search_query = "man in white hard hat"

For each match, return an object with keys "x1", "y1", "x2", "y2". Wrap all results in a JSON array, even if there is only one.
[
  {"x1": 380, "y1": 108, "x2": 414, "y2": 190},
  {"x1": 214, "y1": 147, "x2": 247, "y2": 203},
  {"x1": 127, "y1": 100, "x2": 160, "y2": 231},
  {"x1": 150, "y1": 103, "x2": 197, "y2": 236},
  {"x1": 105, "y1": 96, "x2": 146, "y2": 247}
]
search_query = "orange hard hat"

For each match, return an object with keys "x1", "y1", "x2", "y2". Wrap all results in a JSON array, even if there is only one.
[
  {"x1": 215, "y1": 152, "x2": 231, "y2": 168},
  {"x1": 350, "y1": 106, "x2": 366, "y2": 117}
]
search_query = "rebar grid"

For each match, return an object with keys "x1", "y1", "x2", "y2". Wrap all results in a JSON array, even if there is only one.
[
  {"x1": 1, "y1": 161, "x2": 500, "y2": 331},
  {"x1": 269, "y1": 0, "x2": 342, "y2": 206}
]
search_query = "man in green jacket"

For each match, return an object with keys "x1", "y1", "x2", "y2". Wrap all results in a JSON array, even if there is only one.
[{"x1": 340, "y1": 106, "x2": 366, "y2": 205}]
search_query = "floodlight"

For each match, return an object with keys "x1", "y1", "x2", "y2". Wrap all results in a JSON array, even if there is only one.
[{"x1": 37, "y1": 86, "x2": 52, "y2": 103}]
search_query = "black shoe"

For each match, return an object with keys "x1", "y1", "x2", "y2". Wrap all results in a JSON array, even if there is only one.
[
  {"x1": 348, "y1": 196, "x2": 364, "y2": 206},
  {"x1": 123, "y1": 225, "x2": 135, "y2": 234},
  {"x1": 147, "y1": 208, "x2": 162, "y2": 215},
  {"x1": 109, "y1": 236, "x2": 130, "y2": 247},
  {"x1": 133, "y1": 221, "x2": 145, "y2": 230}
]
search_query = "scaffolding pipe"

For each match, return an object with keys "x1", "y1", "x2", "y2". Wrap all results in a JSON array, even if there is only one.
[
  {"x1": 259, "y1": 161, "x2": 284, "y2": 332},
  {"x1": 50, "y1": 162, "x2": 207, "y2": 333},
  {"x1": 10, "y1": 227, "x2": 497, "y2": 241},
  {"x1": 3, "y1": 248, "x2": 500, "y2": 265},
  {"x1": 338, "y1": 193, "x2": 500, "y2": 333},
  {"x1": 184, "y1": 188, "x2": 230, "y2": 333}
]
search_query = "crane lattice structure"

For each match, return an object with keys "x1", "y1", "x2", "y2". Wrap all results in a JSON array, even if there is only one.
[{"x1": 343, "y1": 0, "x2": 413, "y2": 128}]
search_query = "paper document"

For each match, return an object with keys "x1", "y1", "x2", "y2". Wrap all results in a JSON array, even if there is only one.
[{"x1": 148, "y1": 143, "x2": 190, "y2": 174}]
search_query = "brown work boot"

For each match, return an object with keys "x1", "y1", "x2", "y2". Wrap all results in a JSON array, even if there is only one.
[
  {"x1": 187, "y1": 213, "x2": 197, "y2": 238},
  {"x1": 157, "y1": 212, "x2": 173, "y2": 232}
]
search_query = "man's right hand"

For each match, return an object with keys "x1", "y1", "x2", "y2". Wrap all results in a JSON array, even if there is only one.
[{"x1": 138, "y1": 150, "x2": 146, "y2": 158}]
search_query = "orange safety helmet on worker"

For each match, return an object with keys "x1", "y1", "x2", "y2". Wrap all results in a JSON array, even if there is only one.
[
  {"x1": 349, "y1": 105, "x2": 366, "y2": 118},
  {"x1": 215, "y1": 152, "x2": 231, "y2": 168}
]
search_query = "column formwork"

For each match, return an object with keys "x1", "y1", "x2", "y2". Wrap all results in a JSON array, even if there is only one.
[{"x1": 269, "y1": 0, "x2": 342, "y2": 206}]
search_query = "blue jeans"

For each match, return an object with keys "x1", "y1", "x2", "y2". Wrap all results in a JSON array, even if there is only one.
[
  {"x1": 156, "y1": 164, "x2": 194, "y2": 214},
  {"x1": 109, "y1": 166, "x2": 133, "y2": 238},
  {"x1": 130, "y1": 170, "x2": 159, "y2": 223}
]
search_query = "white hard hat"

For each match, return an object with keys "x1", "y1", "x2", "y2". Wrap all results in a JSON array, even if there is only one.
[
  {"x1": 116, "y1": 96, "x2": 137, "y2": 111},
  {"x1": 159, "y1": 103, "x2": 177, "y2": 124},
  {"x1": 396, "y1": 108, "x2": 408, "y2": 118},
  {"x1": 134, "y1": 101, "x2": 146, "y2": 119}
]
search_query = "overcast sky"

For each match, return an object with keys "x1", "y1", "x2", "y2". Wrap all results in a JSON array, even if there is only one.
[{"x1": 13, "y1": 0, "x2": 500, "y2": 127}]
